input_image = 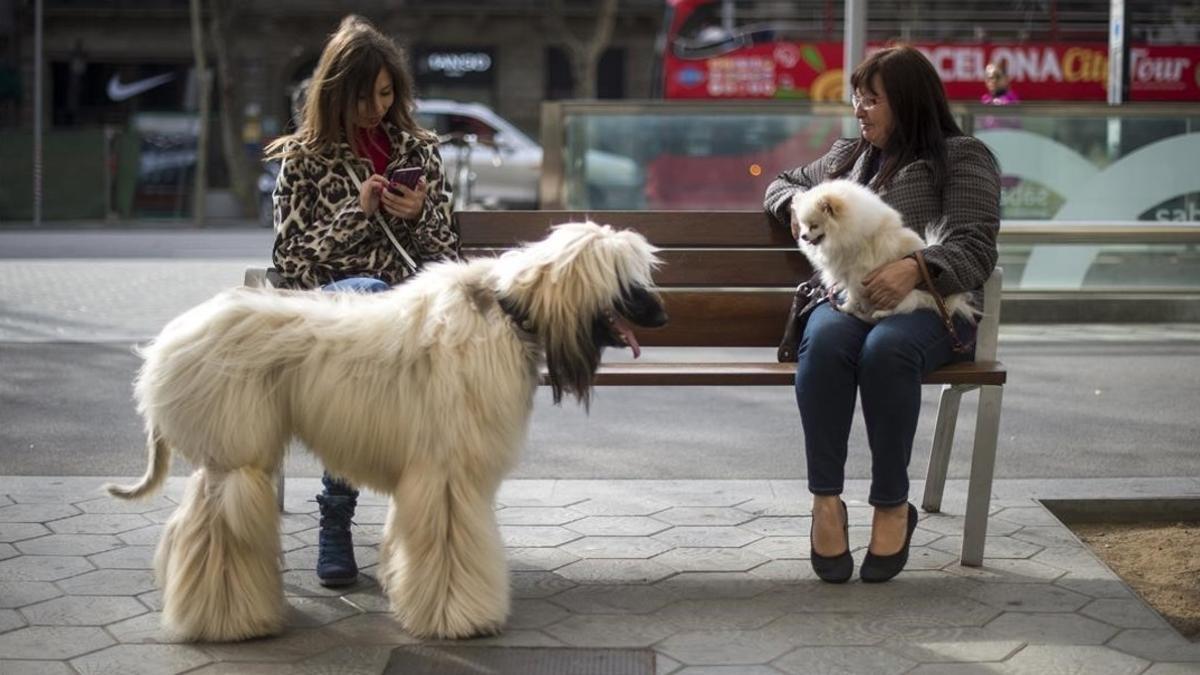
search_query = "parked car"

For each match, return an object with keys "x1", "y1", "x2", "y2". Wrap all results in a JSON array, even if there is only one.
[{"x1": 258, "y1": 99, "x2": 640, "y2": 225}]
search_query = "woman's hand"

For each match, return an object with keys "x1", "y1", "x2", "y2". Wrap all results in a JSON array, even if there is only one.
[
  {"x1": 863, "y1": 257, "x2": 921, "y2": 309},
  {"x1": 359, "y1": 174, "x2": 389, "y2": 217},
  {"x1": 380, "y1": 178, "x2": 427, "y2": 220}
]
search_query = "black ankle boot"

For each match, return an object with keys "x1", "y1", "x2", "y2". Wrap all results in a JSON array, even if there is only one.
[
  {"x1": 860, "y1": 503, "x2": 918, "y2": 583},
  {"x1": 316, "y1": 492, "x2": 358, "y2": 587},
  {"x1": 811, "y1": 499, "x2": 853, "y2": 583}
]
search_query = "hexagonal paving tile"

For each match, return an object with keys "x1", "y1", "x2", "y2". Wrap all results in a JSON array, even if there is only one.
[
  {"x1": 295, "y1": 645, "x2": 394, "y2": 673},
  {"x1": 983, "y1": 611, "x2": 1119, "y2": 645},
  {"x1": 0, "y1": 555, "x2": 93, "y2": 581},
  {"x1": 0, "y1": 503, "x2": 81, "y2": 523},
  {"x1": 1030, "y1": 546, "x2": 1116, "y2": 576},
  {"x1": 117, "y1": 524, "x2": 164, "y2": 546},
  {"x1": 741, "y1": 517, "x2": 810, "y2": 537},
  {"x1": 1010, "y1": 525, "x2": 1084, "y2": 549},
  {"x1": 57, "y1": 569, "x2": 157, "y2": 596},
  {"x1": 549, "y1": 584, "x2": 675, "y2": 614},
  {"x1": 0, "y1": 543, "x2": 15, "y2": 561},
  {"x1": 89, "y1": 545, "x2": 155, "y2": 569},
  {"x1": 657, "y1": 628, "x2": 796, "y2": 665},
  {"x1": 744, "y1": 536, "x2": 809, "y2": 560},
  {"x1": 967, "y1": 581, "x2": 1090, "y2": 612},
  {"x1": 653, "y1": 597, "x2": 785, "y2": 631},
  {"x1": 543, "y1": 614, "x2": 677, "y2": 648},
  {"x1": 15, "y1": 533, "x2": 122, "y2": 556},
  {"x1": 74, "y1": 495, "x2": 176, "y2": 515},
  {"x1": 496, "y1": 507, "x2": 585, "y2": 526},
  {"x1": 510, "y1": 570, "x2": 577, "y2": 599},
  {"x1": 1003, "y1": 644, "x2": 1149, "y2": 675},
  {"x1": 653, "y1": 507, "x2": 756, "y2": 527},
  {"x1": 904, "y1": 546, "x2": 959, "y2": 571},
  {"x1": 142, "y1": 507, "x2": 178, "y2": 524},
  {"x1": 882, "y1": 626, "x2": 1023, "y2": 663},
  {"x1": 569, "y1": 498, "x2": 670, "y2": 517},
  {"x1": 1079, "y1": 598, "x2": 1169, "y2": 629},
  {"x1": 0, "y1": 625, "x2": 115, "y2": 659},
  {"x1": 566, "y1": 516, "x2": 671, "y2": 537},
  {"x1": 0, "y1": 660, "x2": 74, "y2": 674},
  {"x1": 774, "y1": 646, "x2": 916, "y2": 675},
  {"x1": 506, "y1": 547, "x2": 581, "y2": 571},
  {"x1": 105, "y1": 611, "x2": 176, "y2": 644},
  {"x1": 653, "y1": 547, "x2": 769, "y2": 573},
  {"x1": 0, "y1": 522, "x2": 51, "y2": 543},
  {"x1": 1054, "y1": 571, "x2": 1133, "y2": 599},
  {"x1": 48, "y1": 513, "x2": 150, "y2": 535},
  {"x1": 918, "y1": 514, "x2": 1020, "y2": 537},
  {"x1": 737, "y1": 499, "x2": 810, "y2": 517},
  {"x1": 21, "y1": 595, "x2": 147, "y2": 626},
  {"x1": 654, "y1": 571, "x2": 776, "y2": 600},
  {"x1": 760, "y1": 613, "x2": 883, "y2": 646},
  {"x1": 500, "y1": 525, "x2": 582, "y2": 548},
  {"x1": 71, "y1": 643, "x2": 213, "y2": 675},
  {"x1": 200, "y1": 627, "x2": 341, "y2": 662},
  {"x1": 993, "y1": 506, "x2": 1066, "y2": 527},
  {"x1": 942, "y1": 558, "x2": 1066, "y2": 583},
  {"x1": 1107, "y1": 628, "x2": 1200, "y2": 662},
  {"x1": 562, "y1": 536, "x2": 671, "y2": 559},
  {"x1": 507, "y1": 598, "x2": 571, "y2": 629},
  {"x1": 746, "y1": 560, "x2": 815, "y2": 584},
  {"x1": 281, "y1": 596, "x2": 362, "y2": 629},
  {"x1": 928, "y1": 535, "x2": 1043, "y2": 559},
  {"x1": 0, "y1": 608, "x2": 26, "y2": 633},
  {"x1": 653, "y1": 526, "x2": 761, "y2": 548},
  {"x1": 0, "y1": 581, "x2": 63, "y2": 609},
  {"x1": 555, "y1": 558, "x2": 676, "y2": 585}
]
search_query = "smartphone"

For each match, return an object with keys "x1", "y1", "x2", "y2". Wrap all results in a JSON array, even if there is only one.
[{"x1": 388, "y1": 167, "x2": 423, "y2": 192}]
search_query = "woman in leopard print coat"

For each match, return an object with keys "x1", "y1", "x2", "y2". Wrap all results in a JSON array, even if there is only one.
[
  {"x1": 266, "y1": 16, "x2": 460, "y2": 292},
  {"x1": 263, "y1": 15, "x2": 461, "y2": 588}
]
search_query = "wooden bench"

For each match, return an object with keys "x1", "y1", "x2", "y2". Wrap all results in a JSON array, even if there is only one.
[{"x1": 247, "y1": 210, "x2": 1006, "y2": 566}]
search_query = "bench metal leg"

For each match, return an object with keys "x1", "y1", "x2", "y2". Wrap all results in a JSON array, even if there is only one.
[
  {"x1": 276, "y1": 467, "x2": 285, "y2": 512},
  {"x1": 922, "y1": 384, "x2": 968, "y2": 514},
  {"x1": 960, "y1": 384, "x2": 1003, "y2": 567}
]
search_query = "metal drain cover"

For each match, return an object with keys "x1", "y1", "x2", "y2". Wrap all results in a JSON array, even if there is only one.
[{"x1": 384, "y1": 646, "x2": 655, "y2": 675}]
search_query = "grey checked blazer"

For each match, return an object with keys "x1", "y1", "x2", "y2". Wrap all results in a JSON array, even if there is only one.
[{"x1": 764, "y1": 135, "x2": 1001, "y2": 299}]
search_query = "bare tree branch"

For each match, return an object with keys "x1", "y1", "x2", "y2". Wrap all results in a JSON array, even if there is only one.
[{"x1": 547, "y1": 0, "x2": 619, "y2": 99}]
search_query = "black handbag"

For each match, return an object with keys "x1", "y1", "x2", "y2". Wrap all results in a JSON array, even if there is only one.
[{"x1": 777, "y1": 272, "x2": 829, "y2": 363}]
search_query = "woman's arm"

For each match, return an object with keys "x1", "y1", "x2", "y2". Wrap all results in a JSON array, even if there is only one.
[
  {"x1": 762, "y1": 139, "x2": 854, "y2": 224},
  {"x1": 271, "y1": 151, "x2": 377, "y2": 289},
  {"x1": 402, "y1": 143, "x2": 461, "y2": 263},
  {"x1": 921, "y1": 137, "x2": 1001, "y2": 296}
]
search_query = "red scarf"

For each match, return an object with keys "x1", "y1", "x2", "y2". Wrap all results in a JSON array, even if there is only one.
[{"x1": 354, "y1": 125, "x2": 392, "y2": 175}]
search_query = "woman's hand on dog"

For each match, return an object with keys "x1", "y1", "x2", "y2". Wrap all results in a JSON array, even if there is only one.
[
  {"x1": 863, "y1": 257, "x2": 921, "y2": 309},
  {"x1": 381, "y1": 179, "x2": 427, "y2": 220}
]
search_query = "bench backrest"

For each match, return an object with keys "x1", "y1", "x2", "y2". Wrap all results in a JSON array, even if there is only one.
[{"x1": 459, "y1": 211, "x2": 806, "y2": 348}]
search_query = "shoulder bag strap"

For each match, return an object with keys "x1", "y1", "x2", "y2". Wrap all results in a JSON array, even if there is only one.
[
  {"x1": 913, "y1": 250, "x2": 970, "y2": 354},
  {"x1": 342, "y1": 160, "x2": 419, "y2": 274}
]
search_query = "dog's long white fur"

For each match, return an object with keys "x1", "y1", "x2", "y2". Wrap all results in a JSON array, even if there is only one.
[
  {"x1": 105, "y1": 222, "x2": 659, "y2": 642},
  {"x1": 790, "y1": 179, "x2": 975, "y2": 323}
]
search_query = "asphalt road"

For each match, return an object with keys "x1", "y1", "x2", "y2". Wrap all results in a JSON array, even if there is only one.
[{"x1": 1, "y1": 228, "x2": 1198, "y2": 480}]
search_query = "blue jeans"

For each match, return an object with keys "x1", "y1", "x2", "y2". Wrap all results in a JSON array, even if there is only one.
[
  {"x1": 319, "y1": 276, "x2": 390, "y2": 495},
  {"x1": 795, "y1": 302, "x2": 977, "y2": 507}
]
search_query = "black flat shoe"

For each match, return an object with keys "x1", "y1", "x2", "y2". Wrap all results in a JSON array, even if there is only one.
[
  {"x1": 860, "y1": 503, "x2": 918, "y2": 583},
  {"x1": 811, "y1": 499, "x2": 853, "y2": 583}
]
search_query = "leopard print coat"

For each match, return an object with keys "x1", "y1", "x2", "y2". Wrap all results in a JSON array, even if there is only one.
[{"x1": 271, "y1": 123, "x2": 461, "y2": 290}]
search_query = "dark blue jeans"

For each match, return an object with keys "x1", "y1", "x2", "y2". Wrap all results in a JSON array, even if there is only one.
[
  {"x1": 320, "y1": 276, "x2": 390, "y2": 497},
  {"x1": 795, "y1": 302, "x2": 977, "y2": 507}
]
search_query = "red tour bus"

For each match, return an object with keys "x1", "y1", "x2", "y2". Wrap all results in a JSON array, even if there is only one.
[{"x1": 644, "y1": 0, "x2": 1200, "y2": 209}]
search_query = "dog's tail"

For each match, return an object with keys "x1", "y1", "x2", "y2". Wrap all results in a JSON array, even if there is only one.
[{"x1": 105, "y1": 427, "x2": 171, "y2": 500}]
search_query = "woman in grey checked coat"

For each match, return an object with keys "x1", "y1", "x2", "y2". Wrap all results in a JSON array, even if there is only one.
[{"x1": 763, "y1": 46, "x2": 1001, "y2": 584}]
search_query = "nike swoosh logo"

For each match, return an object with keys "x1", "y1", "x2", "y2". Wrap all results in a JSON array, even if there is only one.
[{"x1": 107, "y1": 73, "x2": 176, "y2": 102}]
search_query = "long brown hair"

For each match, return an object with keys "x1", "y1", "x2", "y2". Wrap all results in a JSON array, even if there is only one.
[
  {"x1": 265, "y1": 15, "x2": 431, "y2": 160},
  {"x1": 831, "y1": 45, "x2": 964, "y2": 192}
]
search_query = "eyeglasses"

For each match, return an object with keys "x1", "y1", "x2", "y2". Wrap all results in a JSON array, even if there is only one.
[{"x1": 851, "y1": 93, "x2": 881, "y2": 111}]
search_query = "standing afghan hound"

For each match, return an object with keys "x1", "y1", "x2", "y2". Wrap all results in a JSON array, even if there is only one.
[{"x1": 106, "y1": 222, "x2": 666, "y2": 641}]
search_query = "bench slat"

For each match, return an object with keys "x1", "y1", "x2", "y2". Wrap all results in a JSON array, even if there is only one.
[
  {"x1": 459, "y1": 210, "x2": 792, "y2": 247},
  {"x1": 464, "y1": 248, "x2": 814, "y2": 287},
  {"x1": 640, "y1": 290, "x2": 793, "y2": 347},
  {"x1": 537, "y1": 361, "x2": 1007, "y2": 387}
]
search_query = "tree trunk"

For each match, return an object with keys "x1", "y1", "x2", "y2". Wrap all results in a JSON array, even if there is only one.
[
  {"x1": 189, "y1": 0, "x2": 208, "y2": 226},
  {"x1": 209, "y1": 0, "x2": 255, "y2": 217},
  {"x1": 548, "y1": 0, "x2": 619, "y2": 99}
]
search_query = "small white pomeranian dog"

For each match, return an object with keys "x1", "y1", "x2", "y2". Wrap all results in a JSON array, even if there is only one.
[{"x1": 789, "y1": 179, "x2": 975, "y2": 324}]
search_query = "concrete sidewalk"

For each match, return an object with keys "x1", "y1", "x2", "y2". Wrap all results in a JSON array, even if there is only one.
[{"x1": 2, "y1": 476, "x2": 1199, "y2": 674}]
